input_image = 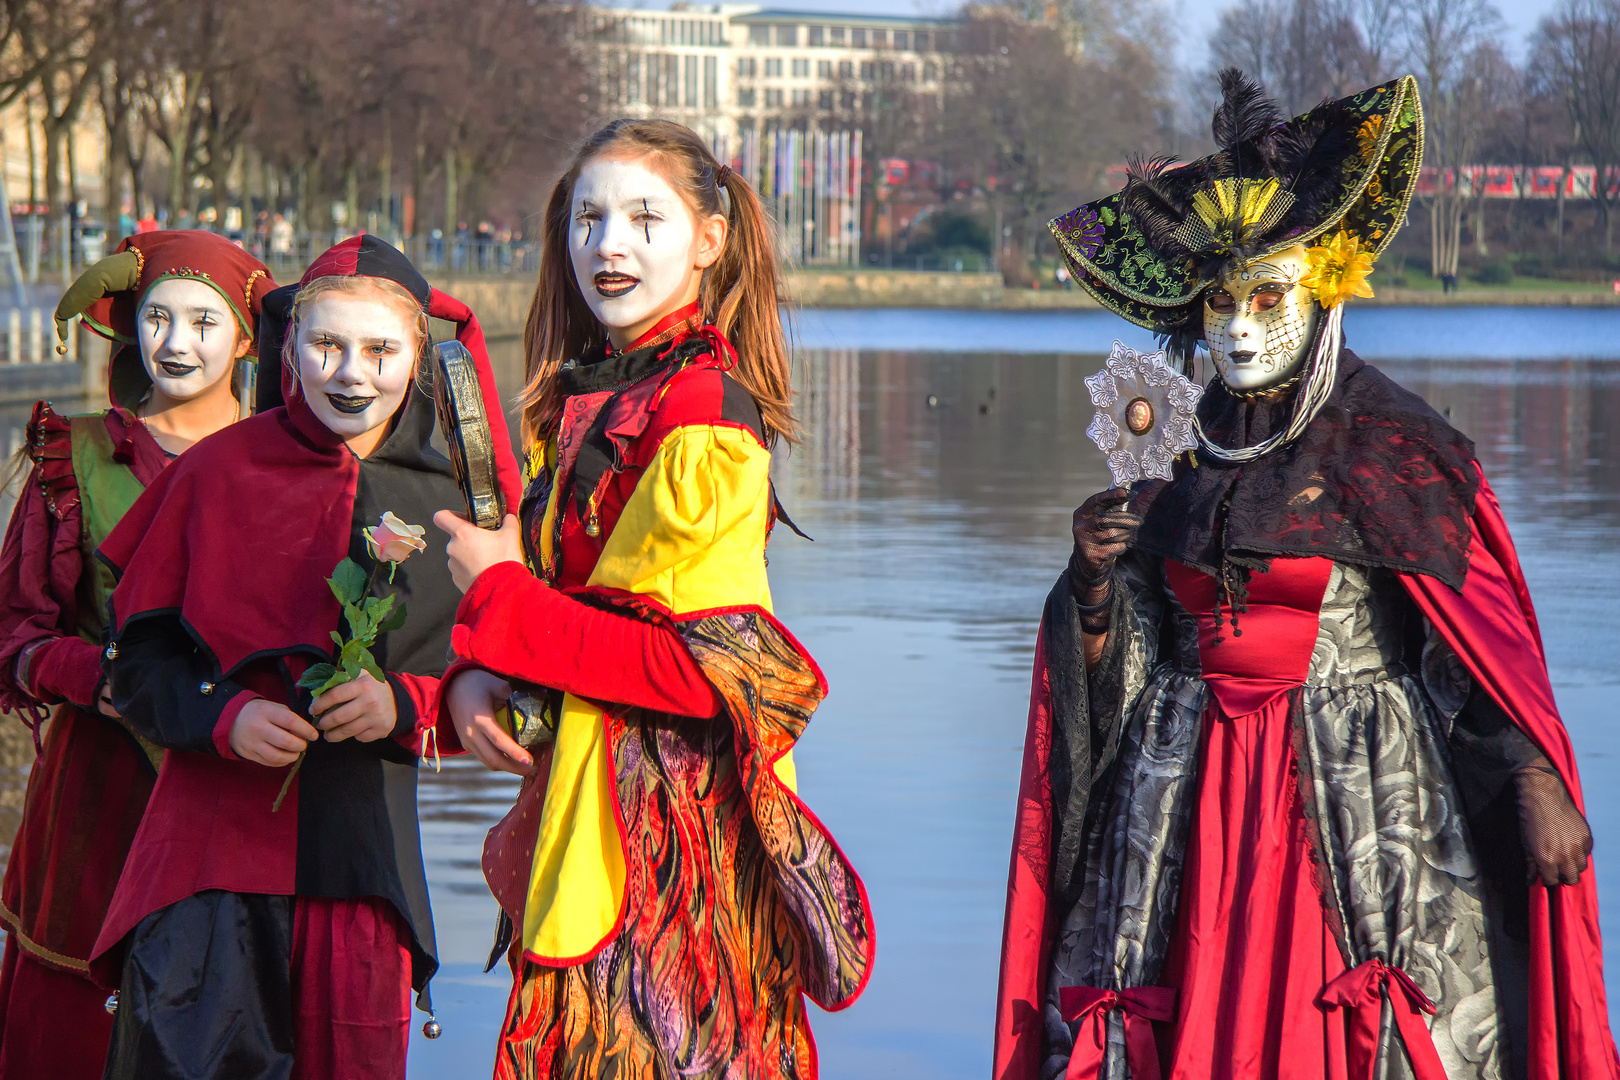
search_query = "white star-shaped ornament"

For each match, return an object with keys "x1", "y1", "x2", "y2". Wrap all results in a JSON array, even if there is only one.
[{"x1": 1084, "y1": 341, "x2": 1203, "y2": 486}]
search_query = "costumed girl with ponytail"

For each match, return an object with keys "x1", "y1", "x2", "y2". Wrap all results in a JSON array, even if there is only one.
[
  {"x1": 994, "y1": 74, "x2": 1618, "y2": 1080},
  {"x1": 434, "y1": 119, "x2": 874, "y2": 1078},
  {"x1": 86, "y1": 236, "x2": 521, "y2": 1079},
  {"x1": 0, "y1": 231, "x2": 273, "y2": 1080}
]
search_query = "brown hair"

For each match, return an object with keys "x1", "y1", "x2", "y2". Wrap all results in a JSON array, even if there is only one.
[
  {"x1": 519, "y1": 118, "x2": 796, "y2": 447},
  {"x1": 279, "y1": 275, "x2": 430, "y2": 374}
]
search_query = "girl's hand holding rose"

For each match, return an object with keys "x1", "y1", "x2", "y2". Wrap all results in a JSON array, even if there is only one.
[
  {"x1": 231, "y1": 699, "x2": 319, "y2": 766},
  {"x1": 312, "y1": 669, "x2": 397, "y2": 743}
]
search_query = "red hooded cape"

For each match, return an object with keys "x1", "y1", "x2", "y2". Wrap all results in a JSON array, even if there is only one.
[{"x1": 993, "y1": 468, "x2": 1619, "y2": 1080}]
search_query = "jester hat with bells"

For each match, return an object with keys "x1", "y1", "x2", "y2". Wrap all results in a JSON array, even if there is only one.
[{"x1": 54, "y1": 230, "x2": 277, "y2": 411}]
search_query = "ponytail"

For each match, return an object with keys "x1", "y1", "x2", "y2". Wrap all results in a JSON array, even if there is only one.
[{"x1": 519, "y1": 119, "x2": 798, "y2": 447}]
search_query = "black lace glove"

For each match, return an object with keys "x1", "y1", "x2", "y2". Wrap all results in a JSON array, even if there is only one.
[
  {"x1": 1068, "y1": 488, "x2": 1141, "y2": 634},
  {"x1": 1517, "y1": 763, "x2": 1593, "y2": 886}
]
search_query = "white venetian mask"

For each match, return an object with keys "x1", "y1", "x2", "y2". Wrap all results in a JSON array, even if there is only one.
[
  {"x1": 1202, "y1": 244, "x2": 1320, "y2": 392},
  {"x1": 568, "y1": 156, "x2": 715, "y2": 346},
  {"x1": 294, "y1": 288, "x2": 420, "y2": 444},
  {"x1": 137, "y1": 277, "x2": 248, "y2": 403}
]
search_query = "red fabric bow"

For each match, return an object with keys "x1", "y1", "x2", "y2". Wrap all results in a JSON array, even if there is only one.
[
  {"x1": 1059, "y1": 985, "x2": 1177, "y2": 1080},
  {"x1": 1320, "y1": 958, "x2": 1448, "y2": 1080}
]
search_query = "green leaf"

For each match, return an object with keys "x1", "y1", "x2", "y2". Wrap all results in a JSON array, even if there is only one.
[
  {"x1": 314, "y1": 669, "x2": 350, "y2": 697},
  {"x1": 329, "y1": 558, "x2": 368, "y2": 605},
  {"x1": 330, "y1": 630, "x2": 344, "y2": 647},
  {"x1": 343, "y1": 601, "x2": 369, "y2": 641},
  {"x1": 376, "y1": 602, "x2": 408, "y2": 635},
  {"x1": 361, "y1": 656, "x2": 385, "y2": 682},
  {"x1": 364, "y1": 594, "x2": 396, "y2": 622},
  {"x1": 295, "y1": 663, "x2": 340, "y2": 691}
]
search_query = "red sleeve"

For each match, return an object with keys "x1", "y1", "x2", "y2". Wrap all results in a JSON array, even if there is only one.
[
  {"x1": 994, "y1": 623, "x2": 1055, "y2": 1080},
  {"x1": 386, "y1": 672, "x2": 440, "y2": 755},
  {"x1": 449, "y1": 560, "x2": 721, "y2": 718},
  {"x1": 1398, "y1": 466, "x2": 1620, "y2": 1079},
  {"x1": 0, "y1": 408, "x2": 92, "y2": 714}
]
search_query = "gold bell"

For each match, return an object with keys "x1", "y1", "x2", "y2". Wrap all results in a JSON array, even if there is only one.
[{"x1": 584, "y1": 516, "x2": 600, "y2": 538}]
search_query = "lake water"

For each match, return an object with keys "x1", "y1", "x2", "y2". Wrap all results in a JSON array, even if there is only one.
[{"x1": 1, "y1": 305, "x2": 1617, "y2": 1078}]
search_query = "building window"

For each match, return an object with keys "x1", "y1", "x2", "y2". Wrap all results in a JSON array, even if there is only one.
[
  {"x1": 808, "y1": 25, "x2": 824, "y2": 46},
  {"x1": 626, "y1": 53, "x2": 642, "y2": 104},
  {"x1": 818, "y1": 59, "x2": 833, "y2": 78},
  {"x1": 749, "y1": 25, "x2": 769, "y2": 45},
  {"x1": 914, "y1": 31, "x2": 930, "y2": 51},
  {"x1": 872, "y1": 29, "x2": 887, "y2": 47},
  {"x1": 819, "y1": 89, "x2": 834, "y2": 109},
  {"x1": 881, "y1": 60, "x2": 895, "y2": 79},
  {"x1": 902, "y1": 62, "x2": 916, "y2": 82},
  {"x1": 737, "y1": 57, "x2": 756, "y2": 78},
  {"x1": 704, "y1": 55, "x2": 717, "y2": 108},
  {"x1": 766, "y1": 88, "x2": 784, "y2": 108},
  {"x1": 765, "y1": 57, "x2": 783, "y2": 77},
  {"x1": 739, "y1": 87, "x2": 756, "y2": 107},
  {"x1": 792, "y1": 89, "x2": 810, "y2": 106},
  {"x1": 839, "y1": 60, "x2": 853, "y2": 79},
  {"x1": 894, "y1": 30, "x2": 910, "y2": 50},
  {"x1": 791, "y1": 58, "x2": 809, "y2": 78},
  {"x1": 923, "y1": 61, "x2": 939, "y2": 81},
  {"x1": 860, "y1": 60, "x2": 874, "y2": 80},
  {"x1": 829, "y1": 26, "x2": 846, "y2": 44},
  {"x1": 776, "y1": 24, "x2": 797, "y2": 45},
  {"x1": 665, "y1": 54, "x2": 681, "y2": 106},
  {"x1": 684, "y1": 54, "x2": 698, "y2": 106},
  {"x1": 851, "y1": 28, "x2": 866, "y2": 47},
  {"x1": 841, "y1": 90, "x2": 856, "y2": 110},
  {"x1": 861, "y1": 90, "x2": 874, "y2": 112}
]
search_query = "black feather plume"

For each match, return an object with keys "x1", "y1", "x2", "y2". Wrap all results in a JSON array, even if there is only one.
[
  {"x1": 1274, "y1": 102, "x2": 1361, "y2": 231},
  {"x1": 1211, "y1": 69, "x2": 1284, "y2": 180},
  {"x1": 1211, "y1": 69, "x2": 1284, "y2": 149},
  {"x1": 1123, "y1": 154, "x2": 1192, "y2": 258}
]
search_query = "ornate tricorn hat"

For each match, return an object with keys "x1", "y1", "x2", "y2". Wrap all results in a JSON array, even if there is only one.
[{"x1": 1050, "y1": 71, "x2": 1424, "y2": 338}]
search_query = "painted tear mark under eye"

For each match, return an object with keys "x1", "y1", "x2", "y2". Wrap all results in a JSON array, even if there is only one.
[{"x1": 643, "y1": 199, "x2": 652, "y2": 244}]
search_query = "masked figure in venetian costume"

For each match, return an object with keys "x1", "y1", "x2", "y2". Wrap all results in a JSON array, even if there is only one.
[
  {"x1": 436, "y1": 119, "x2": 873, "y2": 1079},
  {"x1": 87, "y1": 236, "x2": 521, "y2": 1079},
  {"x1": 0, "y1": 231, "x2": 274, "y2": 1080},
  {"x1": 993, "y1": 72, "x2": 1618, "y2": 1080}
]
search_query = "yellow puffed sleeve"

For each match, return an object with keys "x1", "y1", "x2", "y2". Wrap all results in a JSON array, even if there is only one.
[{"x1": 587, "y1": 423, "x2": 774, "y2": 614}]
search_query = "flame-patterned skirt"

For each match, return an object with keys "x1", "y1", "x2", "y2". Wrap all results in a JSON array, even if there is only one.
[{"x1": 494, "y1": 711, "x2": 816, "y2": 1080}]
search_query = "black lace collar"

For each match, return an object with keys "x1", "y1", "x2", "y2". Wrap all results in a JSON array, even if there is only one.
[{"x1": 1135, "y1": 351, "x2": 1481, "y2": 589}]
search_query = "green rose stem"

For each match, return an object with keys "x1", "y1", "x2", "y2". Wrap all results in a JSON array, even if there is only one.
[{"x1": 272, "y1": 555, "x2": 408, "y2": 812}]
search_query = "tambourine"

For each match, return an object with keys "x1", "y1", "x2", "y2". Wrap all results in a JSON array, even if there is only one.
[{"x1": 431, "y1": 340, "x2": 506, "y2": 530}]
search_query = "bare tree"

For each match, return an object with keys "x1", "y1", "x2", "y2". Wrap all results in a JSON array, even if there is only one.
[
  {"x1": 1402, "y1": 0, "x2": 1505, "y2": 279},
  {"x1": 1535, "y1": 0, "x2": 1620, "y2": 252}
]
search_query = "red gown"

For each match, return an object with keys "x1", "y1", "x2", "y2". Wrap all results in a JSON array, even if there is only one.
[
  {"x1": 994, "y1": 472, "x2": 1619, "y2": 1080},
  {"x1": 0, "y1": 407, "x2": 168, "y2": 1080}
]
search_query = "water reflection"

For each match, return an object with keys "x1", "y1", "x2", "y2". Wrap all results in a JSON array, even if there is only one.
[{"x1": 0, "y1": 309, "x2": 1617, "y2": 1079}]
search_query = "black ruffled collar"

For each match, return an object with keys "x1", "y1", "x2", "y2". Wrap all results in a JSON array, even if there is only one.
[{"x1": 1135, "y1": 351, "x2": 1481, "y2": 589}]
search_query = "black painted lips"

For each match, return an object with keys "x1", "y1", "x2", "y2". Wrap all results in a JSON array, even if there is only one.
[
  {"x1": 326, "y1": 393, "x2": 375, "y2": 415},
  {"x1": 594, "y1": 271, "x2": 638, "y2": 298}
]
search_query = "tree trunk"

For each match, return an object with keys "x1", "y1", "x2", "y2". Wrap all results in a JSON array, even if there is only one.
[
  {"x1": 345, "y1": 162, "x2": 359, "y2": 239},
  {"x1": 444, "y1": 146, "x2": 459, "y2": 244},
  {"x1": 1473, "y1": 168, "x2": 1488, "y2": 256},
  {"x1": 379, "y1": 109, "x2": 392, "y2": 237}
]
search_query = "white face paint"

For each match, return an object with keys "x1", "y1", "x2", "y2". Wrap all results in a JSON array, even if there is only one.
[
  {"x1": 137, "y1": 277, "x2": 245, "y2": 402},
  {"x1": 294, "y1": 289, "x2": 420, "y2": 443},
  {"x1": 569, "y1": 157, "x2": 705, "y2": 343},
  {"x1": 1203, "y1": 245, "x2": 1320, "y2": 392}
]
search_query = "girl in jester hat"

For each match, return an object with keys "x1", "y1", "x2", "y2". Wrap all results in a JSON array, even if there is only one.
[
  {"x1": 996, "y1": 71, "x2": 1616, "y2": 1080},
  {"x1": 435, "y1": 119, "x2": 874, "y2": 1079},
  {"x1": 88, "y1": 235, "x2": 521, "y2": 1080},
  {"x1": 0, "y1": 230, "x2": 275, "y2": 1080}
]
